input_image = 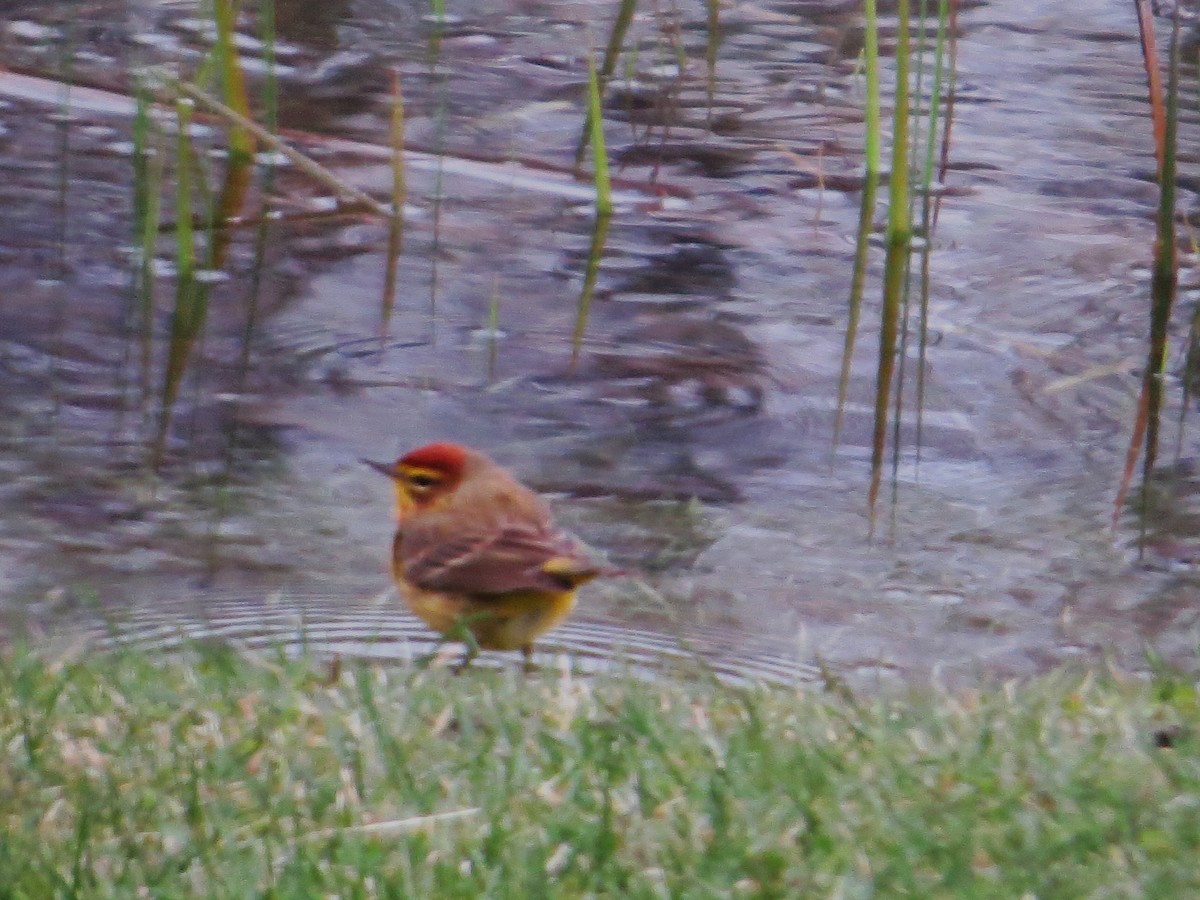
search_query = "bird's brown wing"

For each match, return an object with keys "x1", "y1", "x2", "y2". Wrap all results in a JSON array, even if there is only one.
[{"x1": 400, "y1": 520, "x2": 600, "y2": 596}]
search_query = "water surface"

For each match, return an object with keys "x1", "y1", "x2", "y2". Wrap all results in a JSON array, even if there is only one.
[{"x1": 1, "y1": 0, "x2": 1197, "y2": 686}]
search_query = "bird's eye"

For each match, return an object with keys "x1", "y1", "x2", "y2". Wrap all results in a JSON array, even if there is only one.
[{"x1": 407, "y1": 473, "x2": 439, "y2": 489}]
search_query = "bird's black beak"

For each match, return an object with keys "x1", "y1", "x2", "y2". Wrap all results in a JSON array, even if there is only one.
[{"x1": 361, "y1": 458, "x2": 398, "y2": 479}]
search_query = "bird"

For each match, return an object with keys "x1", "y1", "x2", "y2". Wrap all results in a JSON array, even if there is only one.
[{"x1": 364, "y1": 442, "x2": 616, "y2": 668}]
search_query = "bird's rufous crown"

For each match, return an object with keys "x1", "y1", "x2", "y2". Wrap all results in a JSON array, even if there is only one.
[{"x1": 398, "y1": 442, "x2": 471, "y2": 477}]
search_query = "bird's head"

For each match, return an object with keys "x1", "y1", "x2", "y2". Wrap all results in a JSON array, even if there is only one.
[{"x1": 364, "y1": 442, "x2": 472, "y2": 516}]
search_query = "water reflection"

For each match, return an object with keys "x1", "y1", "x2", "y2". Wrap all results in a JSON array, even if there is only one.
[
  {"x1": 84, "y1": 590, "x2": 818, "y2": 686},
  {"x1": 274, "y1": 0, "x2": 351, "y2": 49}
]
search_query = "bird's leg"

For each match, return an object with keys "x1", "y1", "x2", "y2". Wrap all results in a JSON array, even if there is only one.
[
  {"x1": 449, "y1": 621, "x2": 481, "y2": 675},
  {"x1": 453, "y1": 643, "x2": 478, "y2": 675},
  {"x1": 521, "y1": 643, "x2": 537, "y2": 674},
  {"x1": 323, "y1": 656, "x2": 343, "y2": 685}
]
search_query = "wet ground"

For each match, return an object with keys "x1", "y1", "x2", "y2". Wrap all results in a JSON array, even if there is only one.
[{"x1": 2, "y1": 0, "x2": 1199, "y2": 686}]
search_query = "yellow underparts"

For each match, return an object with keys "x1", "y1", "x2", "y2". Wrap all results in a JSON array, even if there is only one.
[{"x1": 398, "y1": 583, "x2": 579, "y2": 651}]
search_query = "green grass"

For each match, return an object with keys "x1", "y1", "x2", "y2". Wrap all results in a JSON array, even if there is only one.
[{"x1": 1, "y1": 645, "x2": 1198, "y2": 897}]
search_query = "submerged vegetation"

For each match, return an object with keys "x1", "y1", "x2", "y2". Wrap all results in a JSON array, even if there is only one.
[{"x1": 2, "y1": 644, "x2": 1199, "y2": 896}]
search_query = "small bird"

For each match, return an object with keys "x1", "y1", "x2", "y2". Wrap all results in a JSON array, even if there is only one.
[{"x1": 364, "y1": 442, "x2": 614, "y2": 668}]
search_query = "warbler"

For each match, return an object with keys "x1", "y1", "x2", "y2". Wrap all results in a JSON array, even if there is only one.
[{"x1": 365, "y1": 442, "x2": 614, "y2": 666}]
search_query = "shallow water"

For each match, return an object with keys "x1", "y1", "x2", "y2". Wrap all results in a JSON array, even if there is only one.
[{"x1": 1, "y1": 0, "x2": 1198, "y2": 686}]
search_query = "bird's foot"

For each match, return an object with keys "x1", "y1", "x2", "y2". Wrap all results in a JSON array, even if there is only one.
[
  {"x1": 452, "y1": 647, "x2": 478, "y2": 675},
  {"x1": 521, "y1": 645, "x2": 539, "y2": 674}
]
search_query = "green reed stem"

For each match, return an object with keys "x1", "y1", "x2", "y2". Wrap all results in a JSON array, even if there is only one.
[
  {"x1": 132, "y1": 85, "x2": 164, "y2": 398},
  {"x1": 575, "y1": 0, "x2": 636, "y2": 169},
  {"x1": 863, "y1": 1, "x2": 881, "y2": 175},
  {"x1": 426, "y1": 15, "x2": 448, "y2": 334},
  {"x1": 382, "y1": 68, "x2": 408, "y2": 341},
  {"x1": 1141, "y1": 9, "x2": 1180, "y2": 530},
  {"x1": 487, "y1": 276, "x2": 501, "y2": 381},
  {"x1": 173, "y1": 101, "x2": 196, "y2": 293},
  {"x1": 868, "y1": 0, "x2": 912, "y2": 538},
  {"x1": 1114, "y1": 0, "x2": 1169, "y2": 531},
  {"x1": 892, "y1": 0, "x2": 927, "y2": 499},
  {"x1": 154, "y1": 99, "x2": 200, "y2": 463},
  {"x1": 1181, "y1": 46, "x2": 1200, "y2": 450},
  {"x1": 237, "y1": 0, "x2": 280, "y2": 364},
  {"x1": 912, "y1": 1, "x2": 949, "y2": 468},
  {"x1": 587, "y1": 50, "x2": 614, "y2": 218},
  {"x1": 213, "y1": 0, "x2": 255, "y2": 163},
  {"x1": 931, "y1": 0, "x2": 958, "y2": 229},
  {"x1": 706, "y1": 0, "x2": 721, "y2": 126},
  {"x1": 573, "y1": 50, "x2": 615, "y2": 362},
  {"x1": 831, "y1": 0, "x2": 882, "y2": 458},
  {"x1": 209, "y1": 0, "x2": 283, "y2": 576}
]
